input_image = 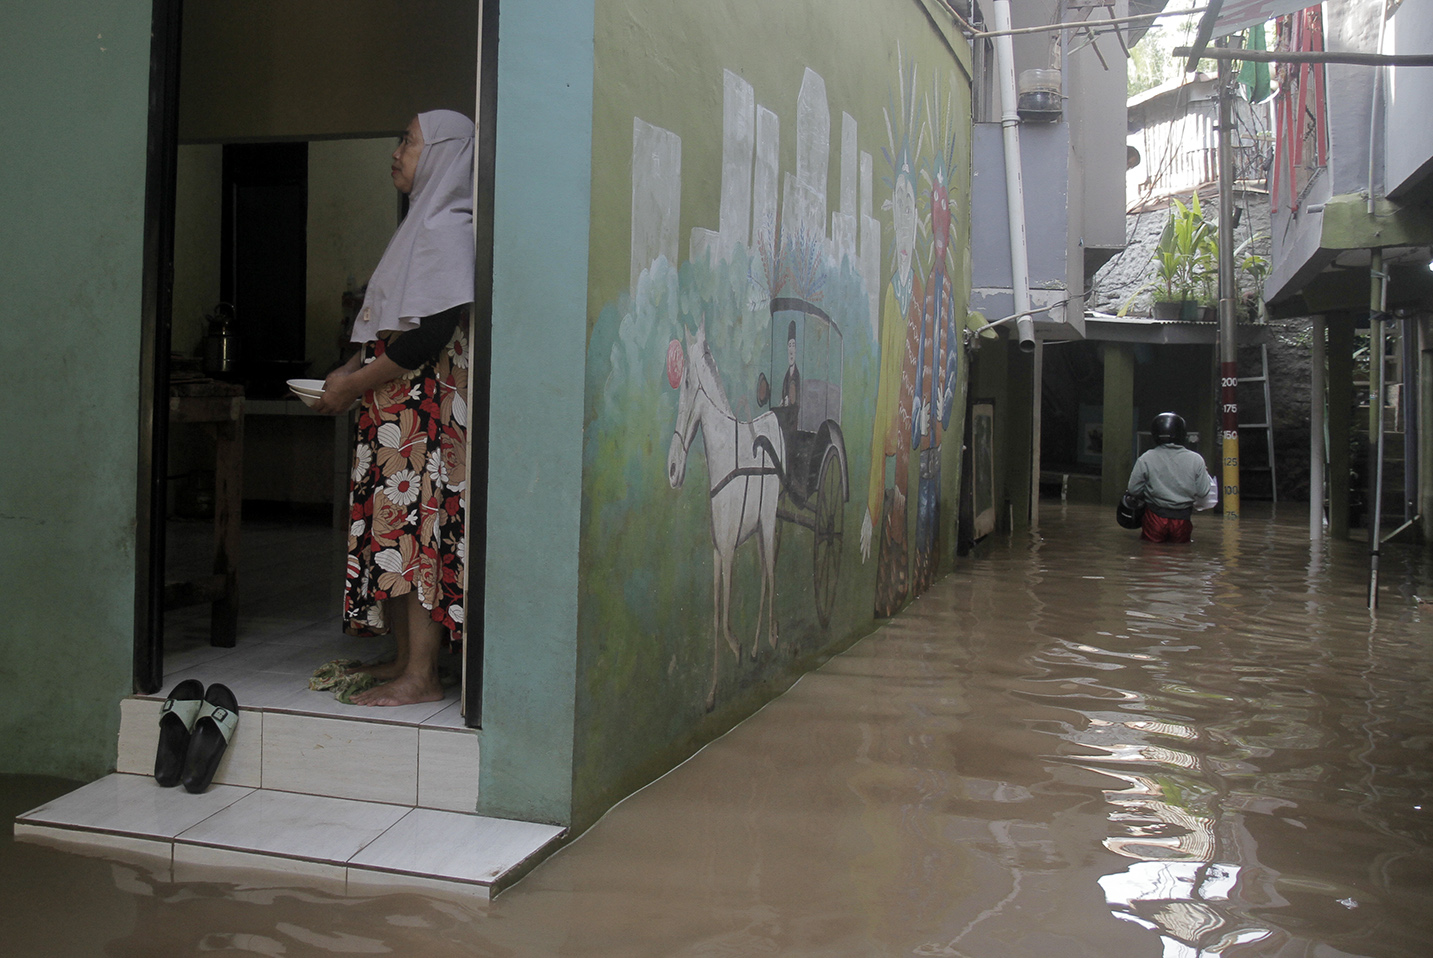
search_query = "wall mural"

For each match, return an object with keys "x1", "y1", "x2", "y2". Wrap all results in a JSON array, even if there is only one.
[
  {"x1": 584, "y1": 48, "x2": 967, "y2": 712},
  {"x1": 867, "y1": 54, "x2": 965, "y2": 615}
]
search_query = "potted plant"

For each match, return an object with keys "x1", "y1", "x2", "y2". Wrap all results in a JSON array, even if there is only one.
[{"x1": 1119, "y1": 193, "x2": 1215, "y2": 321}]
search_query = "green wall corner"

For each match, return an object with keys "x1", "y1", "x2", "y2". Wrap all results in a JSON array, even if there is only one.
[
  {"x1": 0, "y1": 2, "x2": 152, "y2": 779},
  {"x1": 478, "y1": 0, "x2": 596, "y2": 826}
]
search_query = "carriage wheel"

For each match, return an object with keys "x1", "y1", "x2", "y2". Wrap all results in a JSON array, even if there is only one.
[{"x1": 812, "y1": 444, "x2": 844, "y2": 628}]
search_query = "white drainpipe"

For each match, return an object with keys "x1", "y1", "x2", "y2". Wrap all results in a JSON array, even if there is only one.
[{"x1": 992, "y1": 0, "x2": 1036, "y2": 353}]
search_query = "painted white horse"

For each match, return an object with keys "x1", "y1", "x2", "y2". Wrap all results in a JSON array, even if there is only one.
[{"x1": 667, "y1": 324, "x2": 785, "y2": 710}]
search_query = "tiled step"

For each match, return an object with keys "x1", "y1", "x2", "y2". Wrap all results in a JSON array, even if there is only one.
[
  {"x1": 116, "y1": 695, "x2": 479, "y2": 809},
  {"x1": 15, "y1": 774, "x2": 564, "y2": 899}
]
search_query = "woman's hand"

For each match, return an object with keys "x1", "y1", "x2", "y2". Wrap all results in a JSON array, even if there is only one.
[
  {"x1": 312, "y1": 369, "x2": 361, "y2": 415},
  {"x1": 310, "y1": 350, "x2": 406, "y2": 415}
]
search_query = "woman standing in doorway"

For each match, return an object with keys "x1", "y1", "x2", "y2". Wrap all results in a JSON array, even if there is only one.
[{"x1": 313, "y1": 110, "x2": 473, "y2": 707}]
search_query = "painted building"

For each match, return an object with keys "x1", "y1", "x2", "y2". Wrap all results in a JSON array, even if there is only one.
[{"x1": 5, "y1": 0, "x2": 1019, "y2": 872}]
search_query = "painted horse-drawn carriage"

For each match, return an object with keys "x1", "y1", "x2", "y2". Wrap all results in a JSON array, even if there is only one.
[
  {"x1": 758, "y1": 296, "x2": 849, "y2": 628},
  {"x1": 666, "y1": 295, "x2": 849, "y2": 708}
]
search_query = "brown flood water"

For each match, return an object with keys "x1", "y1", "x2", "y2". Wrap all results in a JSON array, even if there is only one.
[{"x1": 5, "y1": 502, "x2": 1432, "y2": 957}]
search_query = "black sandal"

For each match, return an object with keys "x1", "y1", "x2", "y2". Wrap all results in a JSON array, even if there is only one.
[{"x1": 153, "y1": 679, "x2": 205, "y2": 787}]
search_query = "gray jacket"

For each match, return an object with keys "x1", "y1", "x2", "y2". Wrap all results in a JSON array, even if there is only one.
[{"x1": 1127, "y1": 444, "x2": 1212, "y2": 517}]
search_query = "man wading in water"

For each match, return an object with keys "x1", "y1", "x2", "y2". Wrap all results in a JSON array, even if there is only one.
[{"x1": 1124, "y1": 412, "x2": 1217, "y2": 543}]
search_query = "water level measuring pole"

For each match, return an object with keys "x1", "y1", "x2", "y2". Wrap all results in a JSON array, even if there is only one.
[{"x1": 1217, "y1": 48, "x2": 1241, "y2": 521}]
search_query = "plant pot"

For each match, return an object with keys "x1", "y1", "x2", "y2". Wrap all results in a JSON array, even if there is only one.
[
  {"x1": 1199, "y1": 305, "x2": 1217, "y2": 322},
  {"x1": 1152, "y1": 300, "x2": 1187, "y2": 321}
]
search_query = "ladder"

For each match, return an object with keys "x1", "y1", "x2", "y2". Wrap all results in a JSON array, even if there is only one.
[{"x1": 1238, "y1": 342, "x2": 1277, "y2": 501}]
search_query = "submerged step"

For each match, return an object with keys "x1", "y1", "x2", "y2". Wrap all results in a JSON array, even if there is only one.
[{"x1": 15, "y1": 773, "x2": 565, "y2": 899}]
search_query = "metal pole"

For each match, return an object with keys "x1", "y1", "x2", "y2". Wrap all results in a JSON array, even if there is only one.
[
  {"x1": 1217, "y1": 48, "x2": 1241, "y2": 521},
  {"x1": 1311, "y1": 315, "x2": 1326, "y2": 539},
  {"x1": 1368, "y1": 250, "x2": 1386, "y2": 610},
  {"x1": 1403, "y1": 317, "x2": 1419, "y2": 523}
]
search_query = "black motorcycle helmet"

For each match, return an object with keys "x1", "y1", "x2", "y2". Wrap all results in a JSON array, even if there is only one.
[{"x1": 1151, "y1": 411, "x2": 1188, "y2": 445}]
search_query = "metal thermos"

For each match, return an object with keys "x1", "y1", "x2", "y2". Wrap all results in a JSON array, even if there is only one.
[{"x1": 202, "y1": 302, "x2": 240, "y2": 379}]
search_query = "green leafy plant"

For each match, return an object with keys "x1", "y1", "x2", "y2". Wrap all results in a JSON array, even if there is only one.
[
  {"x1": 1234, "y1": 231, "x2": 1269, "y2": 320},
  {"x1": 1119, "y1": 193, "x2": 1217, "y2": 316}
]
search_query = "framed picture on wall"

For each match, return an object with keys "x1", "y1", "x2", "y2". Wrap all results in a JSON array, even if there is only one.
[{"x1": 971, "y1": 400, "x2": 995, "y2": 541}]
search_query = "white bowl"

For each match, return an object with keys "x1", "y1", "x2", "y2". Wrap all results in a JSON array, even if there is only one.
[
  {"x1": 287, "y1": 378, "x2": 326, "y2": 396},
  {"x1": 287, "y1": 378, "x2": 357, "y2": 411}
]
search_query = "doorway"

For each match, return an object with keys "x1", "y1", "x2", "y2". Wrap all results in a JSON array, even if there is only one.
[{"x1": 135, "y1": 0, "x2": 494, "y2": 729}]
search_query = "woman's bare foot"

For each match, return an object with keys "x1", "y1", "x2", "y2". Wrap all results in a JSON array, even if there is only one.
[{"x1": 351, "y1": 672, "x2": 445, "y2": 707}]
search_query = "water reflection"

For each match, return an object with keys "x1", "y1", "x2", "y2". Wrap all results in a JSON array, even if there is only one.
[{"x1": 5, "y1": 503, "x2": 1432, "y2": 957}]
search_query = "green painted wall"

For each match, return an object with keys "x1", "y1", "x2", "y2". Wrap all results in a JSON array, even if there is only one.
[
  {"x1": 478, "y1": 0, "x2": 594, "y2": 826},
  {"x1": 0, "y1": 2, "x2": 152, "y2": 778},
  {"x1": 573, "y1": 0, "x2": 974, "y2": 827}
]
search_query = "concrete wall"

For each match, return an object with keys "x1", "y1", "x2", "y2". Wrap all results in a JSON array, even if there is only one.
[
  {"x1": 305, "y1": 139, "x2": 400, "y2": 373},
  {"x1": 570, "y1": 0, "x2": 974, "y2": 828},
  {"x1": 172, "y1": 146, "x2": 223, "y2": 357},
  {"x1": 1066, "y1": 0, "x2": 1129, "y2": 255},
  {"x1": 171, "y1": 140, "x2": 396, "y2": 372},
  {"x1": 1387, "y1": 0, "x2": 1433, "y2": 196},
  {"x1": 1325, "y1": 0, "x2": 1383, "y2": 196},
  {"x1": 1266, "y1": 1, "x2": 1383, "y2": 305},
  {"x1": 178, "y1": 0, "x2": 478, "y2": 142},
  {"x1": 969, "y1": 122, "x2": 1070, "y2": 316},
  {"x1": 0, "y1": 1, "x2": 153, "y2": 779}
]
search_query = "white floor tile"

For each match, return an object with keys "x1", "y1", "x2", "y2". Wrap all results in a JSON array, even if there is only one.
[
  {"x1": 261, "y1": 713, "x2": 418, "y2": 805},
  {"x1": 263, "y1": 684, "x2": 458, "y2": 725},
  {"x1": 346, "y1": 865, "x2": 492, "y2": 901},
  {"x1": 16, "y1": 773, "x2": 252, "y2": 838},
  {"x1": 164, "y1": 642, "x2": 247, "y2": 673},
  {"x1": 115, "y1": 697, "x2": 164, "y2": 776},
  {"x1": 176, "y1": 790, "x2": 408, "y2": 865},
  {"x1": 14, "y1": 822, "x2": 175, "y2": 874},
  {"x1": 174, "y1": 842, "x2": 347, "y2": 893},
  {"x1": 418, "y1": 728, "x2": 480, "y2": 811},
  {"x1": 159, "y1": 665, "x2": 310, "y2": 707},
  {"x1": 424, "y1": 700, "x2": 469, "y2": 729},
  {"x1": 212, "y1": 709, "x2": 263, "y2": 788},
  {"x1": 347, "y1": 808, "x2": 563, "y2": 885}
]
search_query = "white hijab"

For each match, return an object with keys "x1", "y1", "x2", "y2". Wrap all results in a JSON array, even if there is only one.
[{"x1": 351, "y1": 110, "x2": 475, "y2": 342}]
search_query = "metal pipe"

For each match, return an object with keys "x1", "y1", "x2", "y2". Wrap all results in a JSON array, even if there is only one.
[
  {"x1": 1311, "y1": 315, "x2": 1326, "y2": 538},
  {"x1": 1368, "y1": 250, "x2": 1387, "y2": 610},
  {"x1": 1403, "y1": 316, "x2": 1419, "y2": 523},
  {"x1": 971, "y1": 7, "x2": 1208, "y2": 39},
  {"x1": 1381, "y1": 516, "x2": 1421, "y2": 544},
  {"x1": 1368, "y1": 4, "x2": 1389, "y2": 215},
  {"x1": 1173, "y1": 47, "x2": 1433, "y2": 67},
  {"x1": 991, "y1": 0, "x2": 1036, "y2": 353}
]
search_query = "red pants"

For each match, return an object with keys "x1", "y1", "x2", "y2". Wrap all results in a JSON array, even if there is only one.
[{"x1": 1141, "y1": 511, "x2": 1193, "y2": 543}]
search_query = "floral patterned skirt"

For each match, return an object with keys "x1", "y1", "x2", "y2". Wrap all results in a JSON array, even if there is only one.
[{"x1": 343, "y1": 320, "x2": 469, "y2": 640}]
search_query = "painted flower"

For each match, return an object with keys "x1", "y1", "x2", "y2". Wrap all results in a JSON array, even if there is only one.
[
  {"x1": 426, "y1": 448, "x2": 445, "y2": 486},
  {"x1": 384, "y1": 469, "x2": 421, "y2": 506},
  {"x1": 449, "y1": 337, "x2": 469, "y2": 369},
  {"x1": 449, "y1": 602, "x2": 464, "y2": 625}
]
